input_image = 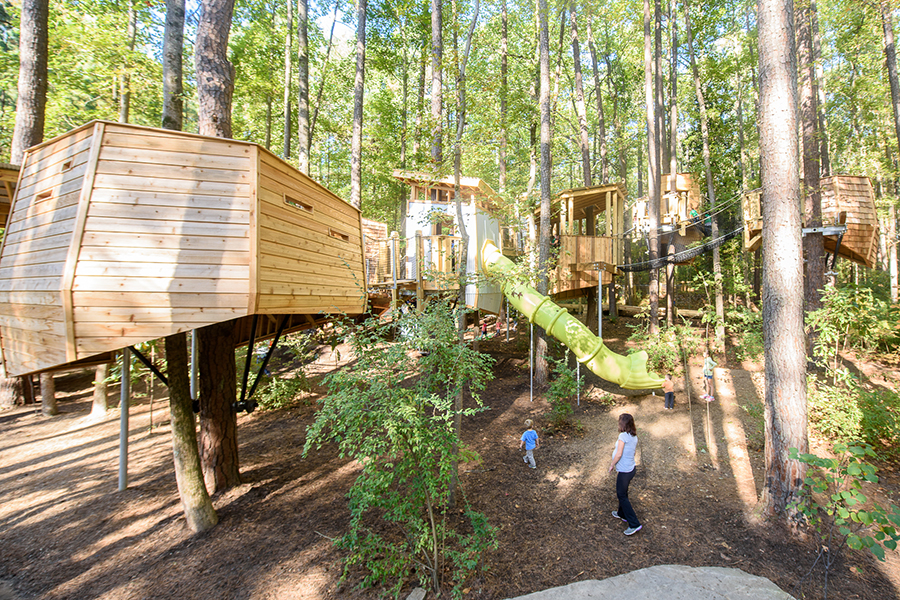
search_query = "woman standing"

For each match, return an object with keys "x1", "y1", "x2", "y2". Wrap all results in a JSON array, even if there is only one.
[{"x1": 609, "y1": 413, "x2": 642, "y2": 535}]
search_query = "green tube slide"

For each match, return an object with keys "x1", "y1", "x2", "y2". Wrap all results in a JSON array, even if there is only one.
[{"x1": 481, "y1": 240, "x2": 663, "y2": 390}]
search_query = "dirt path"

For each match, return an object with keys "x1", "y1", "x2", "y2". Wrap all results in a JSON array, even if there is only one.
[{"x1": 0, "y1": 319, "x2": 898, "y2": 600}]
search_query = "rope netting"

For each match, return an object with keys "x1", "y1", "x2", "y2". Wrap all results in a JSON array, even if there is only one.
[{"x1": 617, "y1": 226, "x2": 744, "y2": 272}]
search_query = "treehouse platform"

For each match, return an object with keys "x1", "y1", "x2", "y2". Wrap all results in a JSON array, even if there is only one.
[
  {"x1": 0, "y1": 121, "x2": 367, "y2": 377},
  {"x1": 742, "y1": 175, "x2": 879, "y2": 268},
  {"x1": 537, "y1": 183, "x2": 626, "y2": 297},
  {"x1": 632, "y1": 173, "x2": 706, "y2": 242}
]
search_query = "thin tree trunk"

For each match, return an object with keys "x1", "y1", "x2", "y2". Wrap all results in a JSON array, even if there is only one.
[
  {"x1": 283, "y1": 0, "x2": 293, "y2": 159},
  {"x1": 40, "y1": 372, "x2": 57, "y2": 417},
  {"x1": 890, "y1": 202, "x2": 898, "y2": 303},
  {"x1": 162, "y1": 0, "x2": 185, "y2": 131},
  {"x1": 757, "y1": 0, "x2": 808, "y2": 518},
  {"x1": 166, "y1": 332, "x2": 218, "y2": 533},
  {"x1": 431, "y1": 0, "x2": 443, "y2": 166},
  {"x1": 298, "y1": 0, "x2": 310, "y2": 173},
  {"x1": 10, "y1": 0, "x2": 48, "y2": 164},
  {"x1": 666, "y1": 0, "x2": 677, "y2": 327},
  {"x1": 645, "y1": 0, "x2": 661, "y2": 335},
  {"x1": 350, "y1": 0, "x2": 366, "y2": 210},
  {"x1": 91, "y1": 363, "x2": 110, "y2": 417},
  {"x1": 810, "y1": 1, "x2": 830, "y2": 175},
  {"x1": 536, "y1": 0, "x2": 552, "y2": 386},
  {"x1": 586, "y1": 18, "x2": 607, "y2": 183},
  {"x1": 571, "y1": 5, "x2": 591, "y2": 187},
  {"x1": 309, "y1": 1, "x2": 338, "y2": 148},
  {"x1": 195, "y1": 0, "x2": 236, "y2": 138},
  {"x1": 499, "y1": 0, "x2": 508, "y2": 192},
  {"x1": 414, "y1": 45, "x2": 426, "y2": 162},
  {"x1": 119, "y1": 5, "x2": 136, "y2": 124},
  {"x1": 198, "y1": 322, "x2": 240, "y2": 493},
  {"x1": 684, "y1": 1, "x2": 724, "y2": 346}
]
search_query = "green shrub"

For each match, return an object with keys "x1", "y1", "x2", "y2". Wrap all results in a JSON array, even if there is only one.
[
  {"x1": 790, "y1": 444, "x2": 900, "y2": 598},
  {"x1": 545, "y1": 352, "x2": 582, "y2": 430},
  {"x1": 726, "y1": 306, "x2": 764, "y2": 362},
  {"x1": 627, "y1": 315, "x2": 701, "y2": 376},
  {"x1": 255, "y1": 375, "x2": 309, "y2": 411}
]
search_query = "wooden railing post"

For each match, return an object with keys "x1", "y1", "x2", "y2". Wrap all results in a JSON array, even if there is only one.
[{"x1": 416, "y1": 230, "x2": 424, "y2": 312}]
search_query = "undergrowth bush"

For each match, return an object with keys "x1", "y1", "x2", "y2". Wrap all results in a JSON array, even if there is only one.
[
  {"x1": 544, "y1": 352, "x2": 583, "y2": 432},
  {"x1": 726, "y1": 306, "x2": 763, "y2": 362},
  {"x1": 627, "y1": 313, "x2": 701, "y2": 376}
]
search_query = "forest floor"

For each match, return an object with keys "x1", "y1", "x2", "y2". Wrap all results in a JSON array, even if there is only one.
[{"x1": 1, "y1": 315, "x2": 900, "y2": 600}]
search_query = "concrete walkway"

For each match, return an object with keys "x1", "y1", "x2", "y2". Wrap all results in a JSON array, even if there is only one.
[{"x1": 506, "y1": 565, "x2": 795, "y2": 600}]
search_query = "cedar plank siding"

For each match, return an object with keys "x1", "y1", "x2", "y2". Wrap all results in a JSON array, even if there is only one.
[{"x1": 0, "y1": 121, "x2": 365, "y2": 376}]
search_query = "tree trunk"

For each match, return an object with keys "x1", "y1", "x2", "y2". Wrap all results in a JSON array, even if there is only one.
[
  {"x1": 297, "y1": 0, "x2": 310, "y2": 173},
  {"x1": 500, "y1": 0, "x2": 508, "y2": 192},
  {"x1": 570, "y1": 4, "x2": 591, "y2": 187},
  {"x1": 645, "y1": 0, "x2": 661, "y2": 335},
  {"x1": 431, "y1": 0, "x2": 443, "y2": 166},
  {"x1": 10, "y1": 0, "x2": 48, "y2": 164},
  {"x1": 282, "y1": 0, "x2": 293, "y2": 159},
  {"x1": 162, "y1": 0, "x2": 185, "y2": 131},
  {"x1": 797, "y1": 0, "x2": 824, "y2": 326},
  {"x1": 350, "y1": 0, "x2": 366, "y2": 210},
  {"x1": 756, "y1": 0, "x2": 808, "y2": 518},
  {"x1": 890, "y1": 202, "x2": 898, "y2": 303},
  {"x1": 91, "y1": 363, "x2": 110, "y2": 417},
  {"x1": 119, "y1": 4, "x2": 136, "y2": 124},
  {"x1": 166, "y1": 332, "x2": 218, "y2": 533},
  {"x1": 666, "y1": 0, "x2": 677, "y2": 328},
  {"x1": 586, "y1": 18, "x2": 608, "y2": 183},
  {"x1": 196, "y1": 0, "x2": 235, "y2": 138},
  {"x1": 197, "y1": 321, "x2": 240, "y2": 493},
  {"x1": 810, "y1": 3, "x2": 830, "y2": 176},
  {"x1": 40, "y1": 372, "x2": 57, "y2": 417},
  {"x1": 309, "y1": 2, "x2": 338, "y2": 149},
  {"x1": 684, "y1": 1, "x2": 723, "y2": 346},
  {"x1": 536, "y1": 0, "x2": 552, "y2": 387}
]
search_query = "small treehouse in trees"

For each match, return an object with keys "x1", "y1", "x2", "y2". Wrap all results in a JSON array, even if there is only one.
[
  {"x1": 0, "y1": 121, "x2": 367, "y2": 377},
  {"x1": 632, "y1": 173, "x2": 706, "y2": 242},
  {"x1": 537, "y1": 183, "x2": 626, "y2": 300},
  {"x1": 369, "y1": 170, "x2": 514, "y2": 314},
  {"x1": 742, "y1": 175, "x2": 880, "y2": 268}
]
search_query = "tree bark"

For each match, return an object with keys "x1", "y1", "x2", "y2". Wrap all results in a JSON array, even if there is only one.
[
  {"x1": 91, "y1": 363, "x2": 110, "y2": 417},
  {"x1": 166, "y1": 333, "x2": 218, "y2": 533},
  {"x1": 350, "y1": 0, "x2": 366, "y2": 210},
  {"x1": 536, "y1": 0, "x2": 552, "y2": 387},
  {"x1": 757, "y1": 0, "x2": 808, "y2": 518},
  {"x1": 499, "y1": 0, "x2": 508, "y2": 192},
  {"x1": 119, "y1": 4, "x2": 136, "y2": 124},
  {"x1": 40, "y1": 372, "x2": 57, "y2": 417},
  {"x1": 431, "y1": 0, "x2": 443, "y2": 166},
  {"x1": 797, "y1": 0, "x2": 824, "y2": 324},
  {"x1": 309, "y1": 2, "x2": 338, "y2": 149},
  {"x1": 645, "y1": 0, "x2": 661, "y2": 335},
  {"x1": 586, "y1": 18, "x2": 607, "y2": 183},
  {"x1": 282, "y1": 0, "x2": 293, "y2": 159},
  {"x1": 197, "y1": 321, "x2": 240, "y2": 493},
  {"x1": 684, "y1": 1, "x2": 724, "y2": 346},
  {"x1": 890, "y1": 202, "x2": 898, "y2": 303},
  {"x1": 195, "y1": 0, "x2": 236, "y2": 138},
  {"x1": 570, "y1": 5, "x2": 591, "y2": 187},
  {"x1": 10, "y1": 0, "x2": 48, "y2": 164},
  {"x1": 666, "y1": 0, "x2": 677, "y2": 328},
  {"x1": 298, "y1": 0, "x2": 310, "y2": 173},
  {"x1": 162, "y1": 0, "x2": 185, "y2": 131}
]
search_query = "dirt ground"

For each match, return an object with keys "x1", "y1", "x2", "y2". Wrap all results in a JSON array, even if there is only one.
[{"x1": 1, "y1": 315, "x2": 900, "y2": 600}]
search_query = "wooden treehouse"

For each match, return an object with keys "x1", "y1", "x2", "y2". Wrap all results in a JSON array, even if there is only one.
[
  {"x1": 742, "y1": 175, "x2": 879, "y2": 268},
  {"x1": 0, "y1": 162, "x2": 19, "y2": 228},
  {"x1": 632, "y1": 173, "x2": 706, "y2": 242},
  {"x1": 539, "y1": 183, "x2": 626, "y2": 300},
  {"x1": 367, "y1": 170, "x2": 518, "y2": 314},
  {"x1": 0, "y1": 121, "x2": 367, "y2": 377}
]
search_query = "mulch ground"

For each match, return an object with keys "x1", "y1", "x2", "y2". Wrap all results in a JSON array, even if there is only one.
[{"x1": 1, "y1": 315, "x2": 899, "y2": 600}]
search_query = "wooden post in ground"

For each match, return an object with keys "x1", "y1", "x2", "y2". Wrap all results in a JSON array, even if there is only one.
[
  {"x1": 391, "y1": 231, "x2": 399, "y2": 317},
  {"x1": 416, "y1": 230, "x2": 424, "y2": 311}
]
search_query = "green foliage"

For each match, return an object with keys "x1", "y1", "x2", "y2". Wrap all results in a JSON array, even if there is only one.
[
  {"x1": 808, "y1": 286, "x2": 896, "y2": 370},
  {"x1": 627, "y1": 314, "x2": 701, "y2": 376},
  {"x1": 725, "y1": 306, "x2": 763, "y2": 363},
  {"x1": 303, "y1": 301, "x2": 497, "y2": 598},
  {"x1": 789, "y1": 444, "x2": 900, "y2": 597},
  {"x1": 544, "y1": 352, "x2": 582, "y2": 431}
]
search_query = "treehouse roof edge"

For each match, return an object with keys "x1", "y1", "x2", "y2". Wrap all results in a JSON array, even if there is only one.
[{"x1": 392, "y1": 169, "x2": 502, "y2": 212}]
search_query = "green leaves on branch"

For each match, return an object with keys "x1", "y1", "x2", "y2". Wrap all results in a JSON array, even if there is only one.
[{"x1": 303, "y1": 301, "x2": 497, "y2": 598}]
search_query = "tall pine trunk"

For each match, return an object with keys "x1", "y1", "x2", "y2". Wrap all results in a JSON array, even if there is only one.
[
  {"x1": 431, "y1": 0, "x2": 443, "y2": 166},
  {"x1": 756, "y1": 0, "x2": 808, "y2": 519},
  {"x1": 297, "y1": 0, "x2": 310, "y2": 173},
  {"x1": 536, "y1": 0, "x2": 552, "y2": 386},
  {"x1": 198, "y1": 322, "x2": 240, "y2": 492},
  {"x1": 196, "y1": 0, "x2": 236, "y2": 138},
  {"x1": 350, "y1": 0, "x2": 366, "y2": 210},
  {"x1": 162, "y1": 0, "x2": 185, "y2": 131},
  {"x1": 644, "y1": 0, "x2": 661, "y2": 335},
  {"x1": 586, "y1": 18, "x2": 608, "y2": 183},
  {"x1": 282, "y1": 0, "x2": 293, "y2": 159}
]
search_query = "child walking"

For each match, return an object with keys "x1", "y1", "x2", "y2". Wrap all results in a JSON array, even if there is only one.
[
  {"x1": 519, "y1": 419, "x2": 539, "y2": 469},
  {"x1": 702, "y1": 349, "x2": 717, "y2": 401}
]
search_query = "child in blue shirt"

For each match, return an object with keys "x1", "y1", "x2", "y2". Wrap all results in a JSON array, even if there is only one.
[{"x1": 519, "y1": 419, "x2": 540, "y2": 469}]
